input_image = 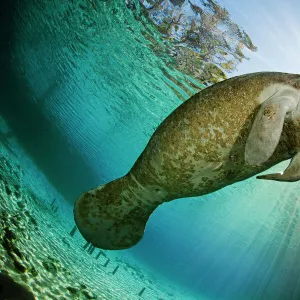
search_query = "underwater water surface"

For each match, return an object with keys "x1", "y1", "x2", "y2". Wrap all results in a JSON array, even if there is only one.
[{"x1": 1, "y1": 0, "x2": 300, "y2": 299}]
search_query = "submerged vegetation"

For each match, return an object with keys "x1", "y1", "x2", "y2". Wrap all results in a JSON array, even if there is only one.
[
  {"x1": 0, "y1": 151, "x2": 183, "y2": 299},
  {"x1": 129, "y1": 0, "x2": 257, "y2": 86}
]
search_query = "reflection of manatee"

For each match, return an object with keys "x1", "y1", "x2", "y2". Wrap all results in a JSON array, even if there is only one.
[
  {"x1": 74, "y1": 72, "x2": 300, "y2": 250},
  {"x1": 0, "y1": 273, "x2": 35, "y2": 300}
]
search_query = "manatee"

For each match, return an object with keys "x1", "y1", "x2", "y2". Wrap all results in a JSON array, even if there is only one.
[{"x1": 74, "y1": 72, "x2": 300, "y2": 250}]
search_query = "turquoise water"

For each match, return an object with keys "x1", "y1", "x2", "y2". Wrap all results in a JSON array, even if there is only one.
[{"x1": 1, "y1": 0, "x2": 300, "y2": 299}]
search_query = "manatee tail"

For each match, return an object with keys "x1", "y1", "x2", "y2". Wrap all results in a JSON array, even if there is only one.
[{"x1": 73, "y1": 175, "x2": 161, "y2": 250}]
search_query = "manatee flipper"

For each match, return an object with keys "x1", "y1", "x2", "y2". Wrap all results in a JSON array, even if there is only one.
[
  {"x1": 245, "y1": 87, "x2": 299, "y2": 166},
  {"x1": 257, "y1": 152, "x2": 300, "y2": 182}
]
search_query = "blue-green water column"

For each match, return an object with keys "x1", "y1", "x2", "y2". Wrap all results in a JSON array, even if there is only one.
[{"x1": 0, "y1": 0, "x2": 196, "y2": 203}]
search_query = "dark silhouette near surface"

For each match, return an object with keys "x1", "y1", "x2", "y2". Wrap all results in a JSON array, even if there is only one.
[{"x1": 0, "y1": 272, "x2": 35, "y2": 300}]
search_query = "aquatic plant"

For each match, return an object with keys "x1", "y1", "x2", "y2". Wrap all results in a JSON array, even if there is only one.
[{"x1": 134, "y1": 0, "x2": 257, "y2": 85}]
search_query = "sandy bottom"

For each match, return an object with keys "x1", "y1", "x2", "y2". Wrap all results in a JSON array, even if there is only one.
[{"x1": 0, "y1": 142, "x2": 203, "y2": 300}]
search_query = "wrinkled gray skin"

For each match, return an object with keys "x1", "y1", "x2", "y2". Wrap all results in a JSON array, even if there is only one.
[{"x1": 74, "y1": 72, "x2": 300, "y2": 250}]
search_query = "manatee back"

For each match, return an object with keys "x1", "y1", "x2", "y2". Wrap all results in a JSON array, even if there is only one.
[{"x1": 130, "y1": 72, "x2": 300, "y2": 193}]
